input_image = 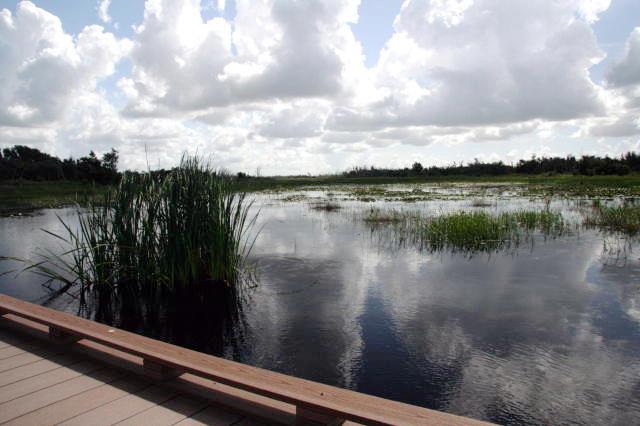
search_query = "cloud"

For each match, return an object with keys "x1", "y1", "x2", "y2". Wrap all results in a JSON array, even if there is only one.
[
  {"x1": 607, "y1": 27, "x2": 640, "y2": 87},
  {"x1": 121, "y1": 0, "x2": 363, "y2": 116},
  {"x1": 97, "y1": 0, "x2": 112, "y2": 24},
  {"x1": 328, "y1": 0, "x2": 610, "y2": 131},
  {"x1": 589, "y1": 114, "x2": 640, "y2": 138},
  {"x1": 0, "y1": 1, "x2": 130, "y2": 127},
  {"x1": 0, "y1": 0, "x2": 637, "y2": 175},
  {"x1": 256, "y1": 102, "x2": 329, "y2": 139}
]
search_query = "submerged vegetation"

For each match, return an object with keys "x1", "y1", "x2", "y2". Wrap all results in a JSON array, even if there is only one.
[{"x1": 10, "y1": 156, "x2": 257, "y2": 329}]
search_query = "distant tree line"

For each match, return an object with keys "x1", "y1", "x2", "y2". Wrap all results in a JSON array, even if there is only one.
[
  {"x1": 0, "y1": 145, "x2": 119, "y2": 184},
  {"x1": 343, "y1": 152, "x2": 640, "y2": 178}
]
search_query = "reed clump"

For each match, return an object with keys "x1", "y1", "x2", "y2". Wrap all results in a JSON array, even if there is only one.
[
  {"x1": 584, "y1": 204, "x2": 640, "y2": 235},
  {"x1": 23, "y1": 156, "x2": 257, "y2": 311},
  {"x1": 420, "y1": 210, "x2": 565, "y2": 252},
  {"x1": 364, "y1": 208, "x2": 566, "y2": 254}
]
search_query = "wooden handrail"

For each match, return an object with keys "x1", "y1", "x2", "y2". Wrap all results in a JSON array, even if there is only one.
[{"x1": 0, "y1": 294, "x2": 488, "y2": 426}]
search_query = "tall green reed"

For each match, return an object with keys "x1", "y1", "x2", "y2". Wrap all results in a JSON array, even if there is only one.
[{"x1": 18, "y1": 156, "x2": 258, "y2": 313}]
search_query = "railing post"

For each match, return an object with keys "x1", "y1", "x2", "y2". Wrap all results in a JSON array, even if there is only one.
[
  {"x1": 143, "y1": 358, "x2": 182, "y2": 381},
  {"x1": 296, "y1": 406, "x2": 345, "y2": 425},
  {"x1": 49, "y1": 326, "x2": 79, "y2": 344}
]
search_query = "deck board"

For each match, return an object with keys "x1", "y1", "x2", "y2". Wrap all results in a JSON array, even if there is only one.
[
  {"x1": 115, "y1": 395, "x2": 210, "y2": 426},
  {"x1": 0, "y1": 345, "x2": 26, "y2": 360},
  {"x1": 0, "y1": 352, "x2": 84, "y2": 387},
  {"x1": 0, "y1": 338, "x2": 254, "y2": 426},
  {"x1": 5, "y1": 376, "x2": 151, "y2": 426},
  {"x1": 0, "y1": 332, "x2": 257, "y2": 426},
  {"x1": 57, "y1": 385, "x2": 183, "y2": 426},
  {"x1": 0, "y1": 359, "x2": 103, "y2": 403},
  {"x1": 0, "y1": 295, "x2": 491, "y2": 426},
  {"x1": 173, "y1": 405, "x2": 243, "y2": 425},
  {"x1": 0, "y1": 367, "x2": 127, "y2": 423},
  {"x1": 0, "y1": 352, "x2": 57, "y2": 373}
]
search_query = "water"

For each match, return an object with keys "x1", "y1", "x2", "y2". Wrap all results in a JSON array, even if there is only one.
[{"x1": 1, "y1": 184, "x2": 639, "y2": 425}]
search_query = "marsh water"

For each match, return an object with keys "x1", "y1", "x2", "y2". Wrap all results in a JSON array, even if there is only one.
[{"x1": 1, "y1": 183, "x2": 640, "y2": 425}]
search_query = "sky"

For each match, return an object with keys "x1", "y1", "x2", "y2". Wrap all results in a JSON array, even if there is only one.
[{"x1": 0, "y1": 0, "x2": 639, "y2": 174}]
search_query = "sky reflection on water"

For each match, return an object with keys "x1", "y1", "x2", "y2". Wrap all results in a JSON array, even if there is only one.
[{"x1": 1, "y1": 193, "x2": 639, "y2": 425}]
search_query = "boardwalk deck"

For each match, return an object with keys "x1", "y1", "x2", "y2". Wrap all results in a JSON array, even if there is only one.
[
  {"x1": 0, "y1": 295, "x2": 491, "y2": 425},
  {"x1": 0, "y1": 328, "x2": 248, "y2": 426}
]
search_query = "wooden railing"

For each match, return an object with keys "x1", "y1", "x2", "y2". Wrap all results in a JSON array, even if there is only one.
[{"x1": 0, "y1": 294, "x2": 489, "y2": 426}]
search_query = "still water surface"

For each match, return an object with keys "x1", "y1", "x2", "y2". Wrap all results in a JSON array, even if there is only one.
[{"x1": 1, "y1": 186, "x2": 639, "y2": 425}]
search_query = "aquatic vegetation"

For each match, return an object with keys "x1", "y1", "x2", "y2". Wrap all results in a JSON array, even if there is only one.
[
  {"x1": 15, "y1": 156, "x2": 257, "y2": 312},
  {"x1": 584, "y1": 204, "x2": 640, "y2": 236},
  {"x1": 364, "y1": 208, "x2": 568, "y2": 254},
  {"x1": 0, "y1": 181, "x2": 109, "y2": 216},
  {"x1": 363, "y1": 208, "x2": 416, "y2": 224},
  {"x1": 280, "y1": 193, "x2": 308, "y2": 202},
  {"x1": 419, "y1": 210, "x2": 566, "y2": 252},
  {"x1": 470, "y1": 198, "x2": 494, "y2": 207},
  {"x1": 310, "y1": 202, "x2": 342, "y2": 211}
]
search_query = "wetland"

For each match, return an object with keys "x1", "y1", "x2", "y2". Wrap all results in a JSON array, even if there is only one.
[{"x1": 1, "y1": 179, "x2": 640, "y2": 425}]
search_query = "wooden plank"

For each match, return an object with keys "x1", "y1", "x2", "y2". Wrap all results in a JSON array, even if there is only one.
[
  {"x1": 174, "y1": 405, "x2": 243, "y2": 425},
  {"x1": 115, "y1": 395, "x2": 210, "y2": 426},
  {"x1": 0, "y1": 350, "x2": 64, "y2": 374},
  {"x1": 143, "y1": 358, "x2": 182, "y2": 381},
  {"x1": 0, "y1": 352, "x2": 84, "y2": 387},
  {"x1": 0, "y1": 295, "x2": 489, "y2": 426},
  {"x1": 58, "y1": 384, "x2": 180, "y2": 426},
  {"x1": 0, "y1": 359, "x2": 103, "y2": 404},
  {"x1": 5, "y1": 375, "x2": 150, "y2": 426},
  {"x1": 0, "y1": 333, "x2": 50, "y2": 358},
  {"x1": 0, "y1": 367, "x2": 126, "y2": 423},
  {"x1": 0, "y1": 345, "x2": 26, "y2": 360},
  {"x1": 166, "y1": 374, "x2": 296, "y2": 425}
]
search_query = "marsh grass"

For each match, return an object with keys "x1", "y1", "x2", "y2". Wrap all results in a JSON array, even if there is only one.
[
  {"x1": 584, "y1": 204, "x2": 640, "y2": 236},
  {"x1": 470, "y1": 199, "x2": 494, "y2": 207},
  {"x1": 11, "y1": 156, "x2": 258, "y2": 326},
  {"x1": 0, "y1": 181, "x2": 109, "y2": 216},
  {"x1": 420, "y1": 210, "x2": 565, "y2": 252},
  {"x1": 310, "y1": 202, "x2": 342, "y2": 212},
  {"x1": 364, "y1": 208, "x2": 567, "y2": 254},
  {"x1": 364, "y1": 208, "x2": 416, "y2": 224}
]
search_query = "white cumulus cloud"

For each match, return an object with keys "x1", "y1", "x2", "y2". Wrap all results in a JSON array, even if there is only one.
[{"x1": 0, "y1": 1, "x2": 130, "y2": 127}]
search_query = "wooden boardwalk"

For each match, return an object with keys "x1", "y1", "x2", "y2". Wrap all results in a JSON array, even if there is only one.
[
  {"x1": 0, "y1": 295, "x2": 491, "y2": 425},
  {"x1": 0, "y1": 328, "x2": 252, "y2": 425}
]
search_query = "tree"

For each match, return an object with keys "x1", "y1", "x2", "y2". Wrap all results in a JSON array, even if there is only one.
[
  {"x1": 102, "y1": 148, "x2": 119, "y2": 172},
  {"x1": 411, "y1": 162, "x2": 423, "y2": 174}
]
